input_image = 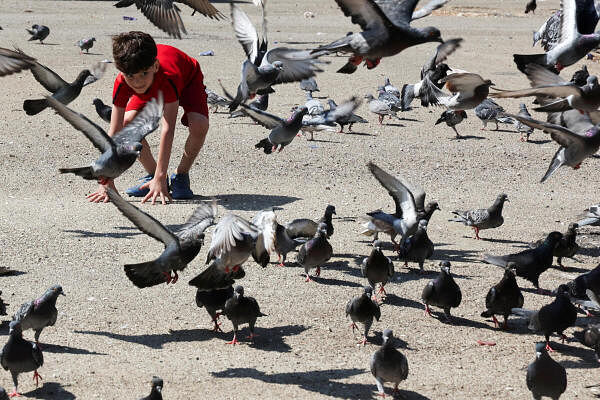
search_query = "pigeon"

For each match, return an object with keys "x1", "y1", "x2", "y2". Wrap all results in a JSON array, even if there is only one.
[
  {"x1": 564, "y1": 264, "x2": 600, "y2": 303},
  {"x1": 304, "y1": 92, "x2": 324, "y2": 116},
  {"x1": 512, "y1": 284, "x2": 577, "y2": 351},
  {"x1": 188, "y1": 260, "x2": 246, "y2": 292},
  {"x1": 46, "y1": 92, "x2": 163, "y2": 184},
  {"x1": 422, "y1": 261, "x2": 462, "y2": 320},
  {"x1": 12, "y1": 285, "x2": 65, "y2": 345},
  {"x1": 26, "y1": 24, "x2": 49, "y2": 44},
  {"x1": 140, "y1": 376, "x2": 163, "y2": 400},
  {"x1": 0, "y1": 292, "x2": 6, "y2": 317},
  {"x1": 113, "y1": 0, "x2": 224, "y2": 39},
  {"x1": 421, "y1": 72, "x2": 494, "y2": 112},
  {"x1": 205, "y1": 213, "x2": 261, "y2": 271},
  {"x1": 435, "y1": 109, "x2": 467, "y2": 138},
  {"x1": 252, "y1": 209, "x2": 303, "y2": 267},
  {"x1": 295, "y1": 222, "x2": 333, "y2": 282},
  {"x1": 299, "y1": 77, "x2": 319, "y2": 94},
  {"x1": 21, "y1": 50, "x2": 107, "y2": 115},
  {"x1": 533, "y1": 10, "x2": 561, "y2": 50},
  {"x1": 570, "y1": 64, "x2": 590, "y2": 86},
  {"x1": 483, "y1": 231, "x2": 563, "y2": 293},
  {"x1": 206, "y1": 88, "x2": 230, "y2": 113},
  {"x1": 106, "y1": 189, "x2": 216, "y2": 288},
  {"x1": 573, "y1": 324, "x2": 600, "y2": 362},
  {"x1": 474, "y1": 99, "x2": 515, "y2": 130},
  {"x1": 313, "y1": 0, "x2": 446, "y2": 73},
  {"x1": 345, "y1": 286, "x2": 381, "y2": 345},
  {"x1": 193, "y1": 285, "x2": 233, "y2": 332},
  {"x1": 398, "y1": 219, "x2": 434, "y2": 273},
  {"x1": 221, "y1": 285, "x2": 266, "y2": 345},
  {"x1": 525, "y1": 0, "x2": 536, "y2": 14},
  {"x1": 360, "y1": 241, "x2": 394, "y2": 300},
  {"x1": 480, "y1": 264, "x2": 524, "y2": 329},
  {"x1": 370, "y1": 329, "x2": 409, "y2": 398},
  {"x1": 286, "y1": 205, "x2": 336, "y2": 240},
  {"x1": 514, "y1": 0, "x2": 600, "y2": 73},
  {"x1": 228, "y1": 94, "x2": 268, "y2": 119},
  {"x1": 516, "y1": 103, "x2": 535, "y2": 141},
  {"x1": 228, "y1": 3, "x2": 326, "y2": 111},
  {"x1": 577, "y1": 203, "x2": 600, "y2": 227},
  {"x1": 76, "y1": 37, "x2": 96, "y2": 54},
  {"x1": 0, "y1": 47, "x2": 37, "y2": 78},
  {"x1": 449, "y1": 193, "x2": 508, "y2": 240},
  {"x1": 383, "y1": 77, "x2": 400, "y2": 98},
  {"x1": 92, "y1": 98, "x2": 112, "y2": 123},
  {"x1": 364, "y1": 94, "x2": 402, "y2": 124},
  {"x1": 0, "y1": 321, "x2": 43, "y2": 397},
  {"x1": 364, "y1": 162, "x2": 439, "y2": 246},
  {"x1": 326, "y1": 99, "x2": 368, "y2": 132},
  {"x1": 299, "y1": 97, "x2": 363, "y2": 136},
  {"x1": 377, "y1": 87, "x2": 403, "y2": 111},
  {"x1": 526, "y1": 342, "x2": 567, "y2": 399},
  {"x1": 505, "y1": 111, "x2": 600, "y2": 182},
  {"x1": 532, "y1": 223, "x2": 579, "y2": 269}
]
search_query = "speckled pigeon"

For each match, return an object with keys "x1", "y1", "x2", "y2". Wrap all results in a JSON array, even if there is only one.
[
  {"x1": 12, "y1": 285, "x2": 64, "y2": 345},
  {"x1": 450, "y1": 193, "x2": 508, "y2": 239},
  {"x1": 435, "y1": 109, "x2": 467, "y2": 138}
]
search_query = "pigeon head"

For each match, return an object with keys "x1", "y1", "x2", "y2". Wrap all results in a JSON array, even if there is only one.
[
  {"x1": 382, "y1": 328, "x2": 393, "y2": 344},
  {"x1": 92, "y1": 98, "x2": 103, "y2": 107},
  {"x1": 151, "y1": 376, "x2": 163, "y2": 392},
  {"x1": 567, "y1": 223, "x2": 578, "y2": 232},
  {"x1": 364, "y1": 94, "x2": 375, "y2": 101},
  {"x1": 497, "y1": 193, "x2": 508, "y2": 202},
  {"x1": 421, "y1": 26, "x2": 443, "y2": 43},
  {"x1": 587, "y1": 75, "x2": 598, "y2": 87},
  {"x1": 544, "y1": 231, "x2": 563, "y2": 247},
  {"x1": 426, "y1": 201, "x2": 440, "y2": 212},
  {"x1": 77, "y1": 69, "x2": 93, "y2": 83},
  {"x1": 234, "y1": 285, "x2": 244, "y2": 298},
  {"x1": 439, "y1": 260, "x2": 451, "y2": 274},
  {"x1": 554, "y1": 284, "x2": 571, "y2": 297},
  {"x1": 417, "y1": 219, "x2": 428, "y2": 229},
  {"x1": 505, "y1": 262, "x2": 518, "y2": 276},
  {"x1": 294, "y1": 106, "x2": 309, "y2": 118},
  {"x1": 316, "y1": 222, "x2": 328, "y2": 236},
  {"x1": 534, "y1": 342, "x2": 547, "y2": 357},
  {"x1": 272, "y1": 61, "x2": 284, "y2": 70},
  {"x1": 325, "y1": 205, "x2": 336, "y2": 217},
  {"x1": 8, "y1": 320, "x2": 22, "y2": 336},
  {"x1": 362, "y1": 285, "x2": 373, "y2": 297},
  {"x1": 372, "y1": 240, "x2": 383, "y2": 249},
  {"x1": 49, "y1": 285, "x2": 65, "y2": 297}
]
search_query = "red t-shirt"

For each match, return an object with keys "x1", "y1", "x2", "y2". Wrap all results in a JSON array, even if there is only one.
[{"x1": 112, "y1": 44, "x2": 201, "y2": 107}]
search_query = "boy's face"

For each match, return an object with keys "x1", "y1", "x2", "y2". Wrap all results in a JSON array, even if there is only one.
[{"x1": 122, "y1": 59, "x2": 159, "y2": 94}]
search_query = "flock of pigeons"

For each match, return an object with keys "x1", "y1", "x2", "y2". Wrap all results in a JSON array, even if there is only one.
[{"x1": 1, "y1": 0, "x2": 600, "y2": 398}]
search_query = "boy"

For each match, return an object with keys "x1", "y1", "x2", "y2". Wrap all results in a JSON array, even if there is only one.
[{"x1": 87, "y1": 31, "x2": 209, "y2": 205}]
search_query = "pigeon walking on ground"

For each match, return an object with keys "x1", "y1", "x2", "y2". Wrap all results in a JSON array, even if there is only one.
[
  {"x1": 26, "y1": 25, "x2": 50, "y2": 44},
  {"x1": 449, "y1": 193, "x2": 508, "y2": 240},
  {"x1": 577, "y1": 203, "x2": 600, "y2": 227},
  {"x1": 435, "y1": 109, "x2": 467, "y2": 138},
  {"x1": 326, "y1": 99, "x2": 368, "y2": 132},
  {"x1": 480, "y1": 265, "x2": 524, "y2": 330},
  {"x1": 532, "y1": 223, "x2": 579, "y2": 269},
  {"x1": 364, "y1": 94, "x2": 402, "y2": 124},
  {"x1": 360, "y1": 241, "x2": 394, "y2": 301},
  {"x1": 525, "y1": 0, "x2": 536, "y2": 14},
  {"x1": 299, "y1": 77, "x2": 319, "y2": 95},
  {"x1": 206, "y1": 88, "x2": 230, "y2": 113},
  {"x1": 0, "y1": 321, "x2": 43, "y2": 397},
  {"x1": 193, "y1": 286, "x2": 233, "y2": 332},
  {"x1": 12, "y1": 285, "x2": 65, "y2": 346},
  {"x1": 76, "y1": 37, "x2": 96, "y2": 54},
  {"x1": 140, "y1": 376, "x2": 163, "y2": 400},
  {"x1": 346, "y1": 286, "x2": 381, "y2": 345},
  {"x1": 106, "y1": 189, "x2": 216, "y2": 287},
  {"x1": 422, "y1": 261, "x2": 462, "y2": 321},
  {"x1": 370, "y1": 329, "x2": 409, "y2": 398},
  {"x1": 398, "y1": 219, "x2": 434, "y2": 272},
  {"x1": 304, "y1": 92, "x2": 324, "y2": 116},
  {"x1": 286, "y1": 205, "x2": 336, "y2": 240},
  {"x1": 295, "y1": 222, "x2": 333, "y2": 282},
  {"x1": 526, "y1": 342, "x2": 567, "y2": 399},
  {"x1": 516, "y1": 103, "x2": 534, "y2": 141},
  {"x1": 46, "y1": 92, "x2": 162, "y2": 184},
  {"x1": 383, "y1": 77, "x2": 401, "y2": 98},
  {"x1": 92, "y1": 98, "x2": 112, "y2": 123},
  {"x1": 474, "y1": 99, "x2": 515, "y2": 130},
  {"x1": 483, "y1": 231, "x2": 563, "y2": 293},
  {"x1": 573, "y1": 324, "x2": 600, "y2": 362},
  {"x1": 221, "y1": 285, "x2": 266, "y2": 345}
]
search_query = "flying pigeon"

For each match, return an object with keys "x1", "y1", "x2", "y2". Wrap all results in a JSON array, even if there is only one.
[
  {"x1": 221, "y1": 285, "x2": 266, "y2": 345},
  {"x1": 12, "y1": 285, "x2": 65, "y2": 345},
  {"x1": 299, "y1": 77, "x2": 319, "y2": 94},
  {"x1": 577, "y1": 202, "x2": 600, "y2": 227},
  {"x1": 421, "y1": 261, "x2": 462, "y2": 320},
  {"x1": 0, "y1": 321, "x2": 43, "y2": 397},
  {"x1": 26, "y1": 25, "x2": 49, "y2": 44},
  {"x1": 286, "y1": 205, "x2": 336, "y2": 240},
  {"x1": 76, "y1": 37, "x2": 96, "y2": 54},
  {"x1": 326, "y1": 99, "x2": 368, "y2": 132},
  {"x1": 188, "y1": 260, "x2": 246, "y2": 292},
  {"x1": 0, "y1": 47, "x2": 37, "y2": 77},
  {"x1": 449, "y1": 193, "x2": 508, "y2": 240},
  {"x1": 360, "y1": 241, "x2": 394, "y2": 301},
  {"x1": 229, "y1": 94, "x2": 268, "y2": 119},
  {"x1": 106, "y1": 189, "x2": 216, "y2": 288},
  {"x1": 295, "y1": 222, "x2": 333, "y2": 282},
  {"x1": 480, "y1": 265, "x2": 524, "y2": 329},
  {"x1": 435, "y1": 109, "x2": 467, "y2": 138},
  {"x1": 398, "y1": 219, "x2": 434, "y2": 273},
  {"x1": 140, "y1": 376, "x2": 163, "y2": 400},
  {"x1": 92, "y1": 98, "x2": 112, "y2": 123},
  {"x1": 252, "y1": 209, "x2": 303, "y2": 267},
  {"x1": 474, "y1": 99, "x2": 515, "y2": 130},
  {"x1": 421, "y1": 72, "x2": 494, "y2": 112},
  {"x1": 531, "y1": 223, "x2": 579, "y2": 269},
  {"x1": 46, "y1": 92, "x2": 163, "y2": 184},
  {"x1": 345, "y1": 286, "x2": 381, "y2": 345},
  {"x1": 370, "y1": 329, "x2": 409, "y2": 398},
  {"x1": 206, "y1": 88, "x2": 230, "y2": 113},
  {"x1": 526, "y1": 342, "x2": 567, "y2": 399},
  {"x1": 113, "y1": 0, "x2": 224, "y2": 39},
  {"x1": 205, "y1": 213, "x2": 261, "y2": 271},
  {"x1": 193, "y1": 286, "x2": 233, "y2": 332}
]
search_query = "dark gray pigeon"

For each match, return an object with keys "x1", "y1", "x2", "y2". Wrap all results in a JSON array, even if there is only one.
[
  {"x1": 484, "y1": 231, "x2": 563, "y2": 293},
  {"x1": 531, "y1": 223, "x2": 579, "y2": 269},
  {"x1": 516, "y1": 103, "x2": 534, "y2": 141},
  {"x1": 474, "y1": 99, "x2": 515, "y2": 130},
  {"x1": 564, "y1": 264, "x2": 600, "y2": 304},
  {"x1": 193, "y1": 286, "x2": 233, "y2": 332},
  {"x1": 480, "y1": 264, "x2": 524, "y2": 330},
  {"x1": 525, "y1": 0, "x2": 536, "y2": 14},
  {"x1": 0, "y1": 47, "x2": 36, "y2": 77},
  {"x1": 360, "y1": 241, "x2": 394, "y2": 300},
  {"x1": 577, "y1": 203, "x2": 600, "y2": 227},
  {"x1": 370, "y1": 329, "x2": 409, "y2": 398},
  {"x1": 140, "y1": 376, "x2": 163, "y2": 400},
  {"x1": 573, "y1": 324, "x2": 600, "y2": 363},
  {"x1": 76, "y1": 37, "x2": 96, "y2": 54},
  {"x1": 435, "y1": 109, "x2": 467, "y2": 138},
  {"x1": 299, "y1": 77, "x2": 319, "y2": 94},
  {"x1": 113, "y1": 0, "x2": 224, "y2": 39},
  {"x1": 398, "y1": 219, "x2": 434, "y2": 272},
  {"x1": 47, "y1": 92, "x2": 162, "y2": 184},
  {"x1": 93, "y1": 98, "x2": 112, "y2": 123},
  {"x1": 296, "y1": 222, "x2": 333, "y2": 282},
  {"x1": 512, "y1": 284, "x2": 577, "y2": 351},
  {"x1": 12, "y1": 285, "x2": 64, "y2": 345},
  {"x1": 206, "y1": 88, "x2": 230, "y2": 113},
  {"x1": 106, "y1": 189, "x2": 216, "y2": 288},
  {"x1": 526, "y1": 342, "x2": 567, "y2": 399},
  {"x1": 327, "y1": 99, "x2": 368, "y2": 132},
  {"x1": 421, "y1": 261, "x2": 462, "y2": 320},
  {"x1": 0, "y1": 321, "x2": 43, "y2": 397},
  {"x1": 26, "y1": 25, "x2": 49, "y2": 44},
  {"x1": 346, "y1": 286, "x2": 381, "y2": 345},
  {"x1": 286, "y1": 205, "x2": 336, "y2": 240},
  {"x1": 449, "y1": 193, "x2": 508, "y2": 240},
  {"x1": 229, "y1": 94, "x2": 268, "y2": 119},
  {"x1": 0, "y1": 291, "x2": 7, "y2": 317},
  {"x1": 221, "y1": 285, "x2": 266, "y2": 345}
]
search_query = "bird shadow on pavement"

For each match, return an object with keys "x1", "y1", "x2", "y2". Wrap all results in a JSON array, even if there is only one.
[
  {"x1": 426, "y1": 313, "x2": 501, "y2": 331},
  {"x1": 520, "y1": 288, "x2": 555, "y2": 297},
  {"x1": 526, "y1": 139, "x2": 551, "y2": 145},
  {"x1": 550, "y1": 342, "x2": 599, "y2": 369},
  {"x1": 305, "y1": 138, "x2": 343, "y2": 144},
  {"x1": 551, "y1": 264, "x2": 589, "y2": 274},
  {"x1": 429, "y1": 247, "x2": 480, "y2": 264},
  {"x1": 62, "y1": 226, "x2": 141, "y2": 239},
  {"x1": 329, "y1": 259, "x2": 363, "y2": 278},
  {"x1": 212, "y1": 193, "x2": 301, "y2": 211},
  {"x1": 74, "y1": 328, "x2": 228, "y2": 349},
  {"x1": 22, "y1": 382, "x2": 76, "y2": 399},
  {"x1": 478, "y1": 237, "x2": 530, "y2": 245},
  {"x1": 81, "y1": 52, "x2": 103, "y2": 56},
  {"x1": 452, "y1": 135, "x2": 485, "y2": 140},
  {"x1": 342, "y1": 131, "x2": 376, "y2": 137},
  {"x1": 383, "y1": 123, "x2": 405, "y2": 127},
  {"x1": 577, "y1": 246, "x2": 600, "y2": 258},
  {"x1": 383, "y1": 293, "x2": 423, "y2": 311},
  {"x1": 42, "y1": 343, "x2": 107, "y2": 356},
  {"x1": 249, "y1": 324, "x2": 310, "y2": 352}
]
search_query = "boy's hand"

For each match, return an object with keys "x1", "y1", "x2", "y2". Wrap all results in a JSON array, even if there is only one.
[
  {"x1": 141, "y1": 175, "x2": 172, "y2": 205},
  {"x1": 87, "y1": 179, "x2": 117, "y2": 203}
]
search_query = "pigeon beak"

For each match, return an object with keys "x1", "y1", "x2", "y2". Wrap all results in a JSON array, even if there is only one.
[{"x1": 60, "y1": 292, "x2": 66, "y2": 296}]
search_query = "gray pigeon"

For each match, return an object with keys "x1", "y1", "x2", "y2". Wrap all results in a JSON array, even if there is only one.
[
  {"x1": 106, "y1": 189, "x2": 216, "y2": 288},
  {"x1": 345, "y1": 286, "x2": 381, "y2": 345},
  {"x1": 76, "y1": 37, "x2": 96, "y2": 54},
  {"x1": 360, "y1": 241, "x2": 394, "y2": 300},
  {"x1": 229, "y1": 94, "x2": 268, "y2": 119},
  {"x1": 193, "y1": 286, "x2": 233, "y2": 332},
  {"x1": 577, "y1": 203, "x2": 600, "y2": 227},
  {"x1": 0, "y1": 47, "x2": 37, "y2": 77},
  {"x1": 12, "y1": 285, "x2": 65, "y2": 345},
  {"x1": 299, "y1": 97, "x2": 363, "y2": 137},
  {"x1": 327, "y1": 99, "x2": 368, "y2": 132},
  {"x1": 26, "y1": 25, "x2": 49, "y2": 44},
  {"x1": 296, "y1": 222, "x2": 333, "y2": 282},
  {"x1": 421, "y1": 261, "x2": 462, "y2": 320},
  {"x1": 299, "y1": 77, "x2": 319, "y2": 94},
  {"x1": 0, "y1": 321, "x2": 43, "y2": 397},
  {"x1": 364, "y1": 94, "x2": 401, "y2": 124},
  {"x1": 435, "y1": 109, "x2": 467, "y2": 138},
  {"x1": 286, "y1": 204, "x2": 336, "y2": 240},
  {"x1": 251, "y1": 209, "x2": 303, "y2": 267},
  {"x1": 376, "y1": 87, "x2": 402, "y2": 112},
  {"x1": 370, "y1": 329, "x2": 409, "y2": 398},
  {"x1": 526, "y1": 342, "x2": 567, "y2": 399},
  {"x1": 206, "y1": 88, "x2": 230, "y2": 113},
  {"x1": 221, "y1": 285, "x2": 266, "y2": 345},
  {"x1": 304, "y1": 91, "x2": 325, "y2": 116},
  {"x1": 449, "y1": 193, "x2": 508, "y2": 239},
  {"x1": 140, "y1": 376, "x2": 163, "y2": 400},
  {"x1": 474, "y1": 99, "x2": 515, "y2": 130},
  {"x1": 573, "y1": 324, "x2": 600, "y2": 362},
  {"x1": 516, "y1": 103, "x2": 534, "y2": 141},
  {"x1": 92, "y1": 98, "x2": 112, "y2": 123},
  {"x1": 46, "y1": 92, "x2": 162, "y2": 184},
  {"x1": 113, "y1": 0, "x2": 224, "y2": 39},
  {"x1": 480, "y1": 264, "x2": 524, "y2": 330},
  {"x1": 398, "y1": 219, "x2": 434, "y2": 272},
  {"x1": 313, "y1": 0, "x2": 446, "y2": 73},
  {"x1": 383, "y1": 77, "x2": 400, "y2": 98}
]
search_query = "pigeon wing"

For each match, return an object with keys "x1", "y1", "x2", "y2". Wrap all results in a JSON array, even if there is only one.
[
  {"x1": 27, "y1": 59, "x2": 68, "y2": 93},
  {"x1": 208, "y1": 214, "x2": 259, "y2": 259},
  {"x1": 114, "y1": 91, "x2": 164, "y2": 145},
  {"x1": 231, "y1": 4, "x2": 259, "y2": 62},
  {"x1": 368, "y1": 162, "x2": 418, "y2": 224},
  {"x1": 137, "y1": 0, "x2": 186, "y2": 39},
  {"x1": 411, "y1": 0, "x2": 449, "y2": 19},
  {"x1": 265, "y1": 48, "x2": 327, "y2": 84},
  {"x1": 0, "y1": 47, "x2": 36, "y2": 77},
  {"x1": 176, "y1": 200, "x2": 217, "y2": 242},
  {"x1": 179, "y1": 0, "x2": 224, "y2": 19}
]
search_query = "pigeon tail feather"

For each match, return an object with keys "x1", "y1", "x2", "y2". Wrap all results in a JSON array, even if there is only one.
[
  {"x1": 58, "y1": 166, "x2": 95, "y2": 180},
  {"x1": 23, "y1": 99, "x2": 48, "y2": 115}
]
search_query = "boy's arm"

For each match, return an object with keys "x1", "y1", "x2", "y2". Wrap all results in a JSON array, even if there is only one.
[{"x1": 140, "y1": 101, "x2": 179, "y2": 205}]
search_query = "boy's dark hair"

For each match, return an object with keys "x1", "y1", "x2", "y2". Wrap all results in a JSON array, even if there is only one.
[{"x1": 112, "y1": 31, "x2": 157, "y2": 75}]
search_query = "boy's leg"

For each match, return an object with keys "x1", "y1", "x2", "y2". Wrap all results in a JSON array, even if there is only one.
[{"x1": 176, "y1": 112, "x2": 209, "y2": 174}]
